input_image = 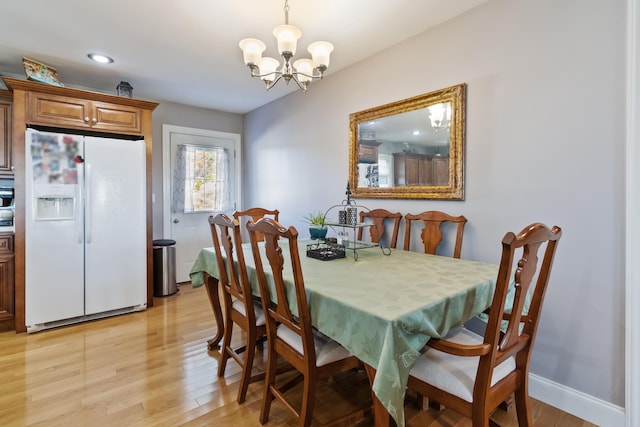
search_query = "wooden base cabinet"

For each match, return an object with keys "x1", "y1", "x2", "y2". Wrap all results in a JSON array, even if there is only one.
[{"x1": 0, "y1": 234, "x2": 14, "y2": 331}]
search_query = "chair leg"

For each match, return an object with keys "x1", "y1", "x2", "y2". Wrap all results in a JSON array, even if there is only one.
[
  {"x1": 260, "y1": 341, "x2": 278, "y2": 425},
  {"x1": 299, "y1": 372, "x2": 316, "y2": 427},
  {"x1": 514, "y1": 388, "x2": 533, "y2": 427},
  {"x1": 217, "y1": 312, "x2": 234, "y2": 377},
  {"x1": 235, "y1": 330, "x2": 256, "y2": 404}
]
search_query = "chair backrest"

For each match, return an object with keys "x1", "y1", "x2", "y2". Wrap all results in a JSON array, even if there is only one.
[
  {"x1": 477, "y1": 223, "x2": 562, "y2": 402},
  {"x1": 357, "y1": 209, "x2": 402, "y2": 248},
  {"x1": 403, "y1": 210, "x2": 468, "y2": 258},
  {"x1": 234, "y1": 207, "x2": 280, "y2": 242},
  {"x1": 246, "y1": 217, "x2": 317, "y2": 363},
  {"x1": 208, "y1": 214, "x2": 256, "y2": 322}
]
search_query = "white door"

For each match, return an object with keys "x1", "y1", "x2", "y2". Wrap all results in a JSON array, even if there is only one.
[
  {"x1": 162, "y1": 125, "x2": 241, "y2": 283},
  {"x1": 84, "y1": 136, "x2": 147, "y2": 314}
]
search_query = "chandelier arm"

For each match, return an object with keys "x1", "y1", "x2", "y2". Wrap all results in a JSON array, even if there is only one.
[
  {"x1": 265, "y1": 73, "x2": 284, "y2": 91},
  {"x1": 293, "y1": 71, "x2": 319, "y2": 81},
  {"x1": 289, "y1": 74, "x2": 309, "y2": 92},
  {"x1": 248, "y1": 68, "x2": 283, "y2": 80}
]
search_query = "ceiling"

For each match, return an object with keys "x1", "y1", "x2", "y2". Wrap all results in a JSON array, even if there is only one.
[{"x1": 0, "y1": 0, "x2": 485, "y2": 114}]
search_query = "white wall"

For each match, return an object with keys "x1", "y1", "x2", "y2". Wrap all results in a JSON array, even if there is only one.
[{"x1": 243, "y1": 0, "x2": 626, "y2": 414}]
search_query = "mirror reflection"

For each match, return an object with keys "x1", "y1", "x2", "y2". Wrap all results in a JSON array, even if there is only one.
[{"x1": 349, "y1": 84, "x2": 465, "y2": 200}]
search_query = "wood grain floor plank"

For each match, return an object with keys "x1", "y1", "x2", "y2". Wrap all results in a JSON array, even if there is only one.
[{"x1": 0, "y1": 284, "x2": 597, "y2": 426}]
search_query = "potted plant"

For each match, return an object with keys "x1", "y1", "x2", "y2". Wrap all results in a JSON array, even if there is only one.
[{"x1": 305, "y1": 210, "x2": 328, "y2": 239}]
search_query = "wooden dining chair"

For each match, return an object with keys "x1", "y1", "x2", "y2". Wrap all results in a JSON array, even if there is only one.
[
  {"x1": 233, "y1": 207, "x2": 279, "y2": 242},
  {"x1": 209, "y1": 213, "x2": 267, "y2": 404},
  {"x1": 403, "y1": 210, "x2": 468, "y2": 258},
  {"x1": 246, "y1": 217, "x2": 371, "y2": 427},
  {"x1": 356, "y1": 209, "x2": 403, "y2": 248},
  {"x1": 406, "y1": 223, "x2": 562, "y2": 427}
]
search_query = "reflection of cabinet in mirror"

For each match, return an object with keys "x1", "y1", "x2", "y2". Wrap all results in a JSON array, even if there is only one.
[
  {"x1": 393, "y1": 152, "x2": 449, "y2": 186},
  {"x1": 432, "y1": 156, "x2": 450, "y2": 185},
  {"x1": 358, "y1": 140, "x2": 382, "y2": 164}
]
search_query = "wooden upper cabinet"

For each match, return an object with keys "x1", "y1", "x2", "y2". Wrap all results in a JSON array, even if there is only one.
[
  {"x1": 27, "y1": 92, "x2": 142, "y2": 135},
  {"x1": 0, "y1": 90, "x2": 12, "y2": 176},
  {"x1": 358, "y1": 141, "x2": 382, "y2": 164}
]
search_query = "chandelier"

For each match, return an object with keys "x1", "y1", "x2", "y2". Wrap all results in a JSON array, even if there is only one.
[
  {"x1": 428, "y1": 103, "x2": 451, "y2": 132},
  {"x1": 238, "y1": 0, "x2": 334, "y2": 92}
]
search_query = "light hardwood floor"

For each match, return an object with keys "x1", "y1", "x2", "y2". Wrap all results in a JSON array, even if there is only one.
[{"x1": 0, "y1": 284, "x2": 597, "y2": 426}]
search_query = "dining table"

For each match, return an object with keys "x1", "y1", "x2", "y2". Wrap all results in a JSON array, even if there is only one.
[{"x1": 190, "y1": 240, "x2": 500, "y2": 427}]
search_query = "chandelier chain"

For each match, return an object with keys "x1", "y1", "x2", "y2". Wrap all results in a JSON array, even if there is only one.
[{"x1": 284, "y1": 0, "x2": 289, "y2": 24}]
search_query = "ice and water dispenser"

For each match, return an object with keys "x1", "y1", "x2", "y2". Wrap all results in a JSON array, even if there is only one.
[{"x1": 35, "y1": 196, "x2": 75, "y2": 220}]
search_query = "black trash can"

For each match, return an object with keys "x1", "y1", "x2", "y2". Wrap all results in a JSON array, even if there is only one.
[{"x1": 153, "y1": 239, "x2": 177, "y2": 297}]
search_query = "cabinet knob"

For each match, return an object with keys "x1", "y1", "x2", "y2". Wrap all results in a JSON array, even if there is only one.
[
  {"x1": 92, "y1": 118, "x2": 97, "y2": 123},
  {"x1": 84, "y1": 117, "x2": 90, "y2": 122}
]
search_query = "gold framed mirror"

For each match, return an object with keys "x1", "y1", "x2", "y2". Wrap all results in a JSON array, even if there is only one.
[{"x1": 349, "y1": 83, "x2": 465, "y2": 199}]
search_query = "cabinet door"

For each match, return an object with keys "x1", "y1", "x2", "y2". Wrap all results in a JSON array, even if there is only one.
[
  {"x1": 91, "y1": 101, "x2": 142, "y2": 134},
  {"x1": 27, "y1": 92, "x2": 92, "y2": 130},
  {"x1": 0, "y1": 98, "x2": 12, "y2": 176},
  {"x1": 419, "y1": 156, "x2": 433, "y2": 185},
  {"x1": 432, "y1": 157, "x2": 450, "y2": 185},
  {"x1": 0, "y1": 235, "x2": 14, "y2": 329},
  {"x1": 405, "y1": 155, "x2": 420, "y2": 186}
]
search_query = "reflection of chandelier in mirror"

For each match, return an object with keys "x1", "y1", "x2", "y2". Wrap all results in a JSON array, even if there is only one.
[
  {"x1": 238, "y1": 0, "x2": 334, "y2": 92},
  {"x1": 428, "y1": 103, "x2": 451, "y2": 132}
]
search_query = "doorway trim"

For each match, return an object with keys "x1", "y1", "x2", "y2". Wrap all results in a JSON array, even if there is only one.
[
  {"x1": 161, "y1": 124, "x2": 242, "y2": 239},
  {"x1": 626, "y1": 0, "x2": 639, "y2": 425}
]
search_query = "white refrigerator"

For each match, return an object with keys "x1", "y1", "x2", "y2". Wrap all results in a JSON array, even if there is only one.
[{"x1": 25, "y1": 128, "x2": 147, "y2": 332}]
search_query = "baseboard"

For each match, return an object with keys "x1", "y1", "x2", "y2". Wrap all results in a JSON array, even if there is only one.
[{"x1": 529, "y1": 373, "x2": 625, "y2": 427}]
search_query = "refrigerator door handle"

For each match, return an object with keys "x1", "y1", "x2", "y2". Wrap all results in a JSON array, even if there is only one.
[{"x1": 86, "y1": 163, "x2": 92, "y2": 244}]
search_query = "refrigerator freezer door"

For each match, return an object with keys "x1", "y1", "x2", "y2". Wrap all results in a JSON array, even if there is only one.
[
  {"x1": 25, "y1": 129, "x2": 85, "y2": 326},
  {"x1": 83, "y1": 137, "x2": 147, "y2": 315}
]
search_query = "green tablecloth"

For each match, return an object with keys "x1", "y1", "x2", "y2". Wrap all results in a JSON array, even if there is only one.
[{"x1": 190, "y1": 241, "x2": 498, "y2": 427}]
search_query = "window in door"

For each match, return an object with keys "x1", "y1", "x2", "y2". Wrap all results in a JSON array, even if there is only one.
[{"x1": 172, "y1": 144, "x2": 234, "y2": 213}]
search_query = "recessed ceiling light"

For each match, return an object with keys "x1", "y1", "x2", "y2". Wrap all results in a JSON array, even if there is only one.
[{"x1": 87, "y1": 53, "x2": 114, "y2": 64}]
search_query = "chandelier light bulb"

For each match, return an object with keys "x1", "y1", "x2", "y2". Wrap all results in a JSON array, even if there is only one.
[
  {"x1": 258, "y1": 57, "x2": 280, "y2": 82},
  {"x1": 293, "y1": 59, "x2": 313, "y2": 83},
  {"x1": 308, "y1": 41, "x2": 334, "y2": 68},
  {"x1": 239, "y1": 38, "x2": 266, "y2": 65},
  {"x1": 273, "y1": 25, "x2": 301, "y2": 56},
  {"x1": 428, "y1": 103, "x2": 452, "y2": 132}
]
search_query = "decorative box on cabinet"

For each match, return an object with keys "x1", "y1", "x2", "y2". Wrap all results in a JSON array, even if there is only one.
[
  {"x1": 2, "y1": 77, "x2": 158, "y2": 333},
  {"x1": 0, "y1": 234, "x2": 14, "y2": 331},
  {"x1": 0, "y1": 90, "x2": 13, "y2": 177},
  {"x1": 26, "y1": 91, "x2": 143, "y2": 135},
  {"x1": 358, "y1": 140, "x2": 382, "y2": 164}
]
